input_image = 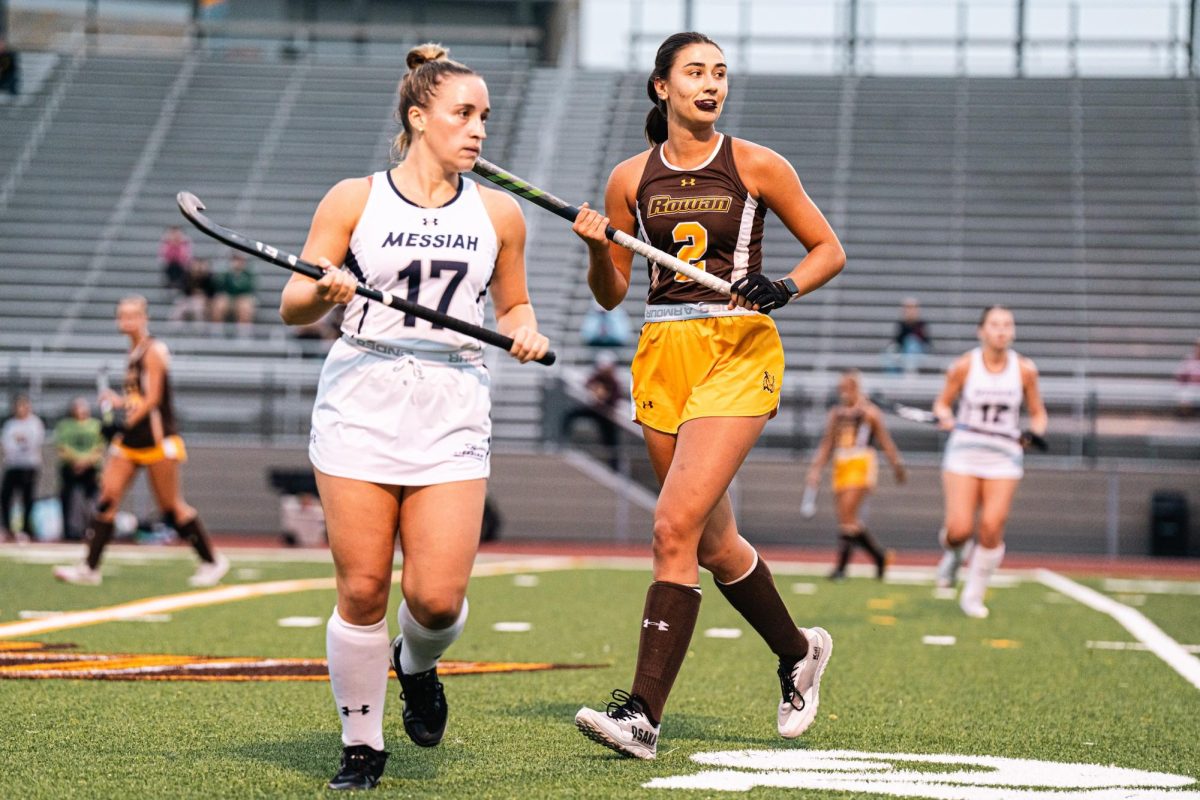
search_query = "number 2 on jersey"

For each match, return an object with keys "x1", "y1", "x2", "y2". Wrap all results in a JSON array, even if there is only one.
[
  {"x1": 395, "y1": 259, "x2": 468, "y2": 328},
  {"x1": 671, "y1": 221, "x2": 708, "y2": 282}
]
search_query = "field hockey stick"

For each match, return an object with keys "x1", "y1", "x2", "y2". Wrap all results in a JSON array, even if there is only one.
[
  {"x1": 885, "y1": 401, "x2": 1047, "y2": 452},
  {"x1": 471, "y1": 157, "x2": 733, "y2": 296},
  {"x1": 176, "y1": 192, "x2": 555, "y2": 366}
]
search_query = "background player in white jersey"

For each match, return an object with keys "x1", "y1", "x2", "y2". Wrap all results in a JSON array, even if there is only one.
[
  {"x1": 933, "y1": 306, "x2": 1047, "y2": 618},
  {"x1": 279, "y1": 43, "x2": 548, "y2": 791}
]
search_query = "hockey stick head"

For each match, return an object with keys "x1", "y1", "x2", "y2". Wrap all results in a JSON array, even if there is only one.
[
  {"x1": 176, "y1": 191, "x2": 207, "y2": 224},
  {"x1": 889, "y1": 401, "x2": 938, "y2": 425}
]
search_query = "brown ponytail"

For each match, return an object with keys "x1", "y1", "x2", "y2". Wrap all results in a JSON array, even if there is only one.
[
  {"x1": 643, "y1": 31, "x2": 722, "y2": 146},
  {"x1": 391, "y1": 43, "x2": 476, "y2": 162}
]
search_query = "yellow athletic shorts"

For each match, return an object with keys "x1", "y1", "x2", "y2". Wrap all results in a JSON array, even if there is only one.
[
  {"x1": 111, "y1": 435, "x2": 188, "y2": 466},
  {"x1": 631, "y1": 314, "x2": 785, "y2": 434},
  {"x1": 832, "y1": 448, "x2": 877, "y2": 492}
]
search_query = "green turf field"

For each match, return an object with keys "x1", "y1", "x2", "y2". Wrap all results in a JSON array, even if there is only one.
[{"x1": 1, "y1": 548, "x2": 1198, "y2": 799}]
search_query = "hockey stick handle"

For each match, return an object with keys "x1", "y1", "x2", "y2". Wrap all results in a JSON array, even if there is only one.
[
  {"x1": 885, "y1": 401, "x2": 1046, "y2": 451},
  {"x1": 471, "y1": 157, "x2": 733, "y2": 296},
  {"x1": 176, "y1": 192, "x2": 554, "y2": 366}
]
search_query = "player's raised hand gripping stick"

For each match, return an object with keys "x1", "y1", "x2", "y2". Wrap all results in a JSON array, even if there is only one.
[
  {"x1": 176, "y1": 191, "x2": 555, "y2": 366},
  {"x1": 471, "y1": 156, "x2": 732, "y2": 296}
]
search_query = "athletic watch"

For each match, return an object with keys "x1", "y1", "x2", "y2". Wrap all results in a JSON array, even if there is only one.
[{"x1": 777, "y1": 277, "x2": 800, "y2": 298}]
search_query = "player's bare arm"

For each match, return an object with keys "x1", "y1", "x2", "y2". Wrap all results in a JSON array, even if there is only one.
[
  {"x1": 280, "y1": 177, "x2": 367, "y2": 324},
  {"x1": 481, "y1": 188, "x2": 549, "y2": 363},
  {"x1": 868, "y1": 405, "x2": 907, "y2": 483},
  {"x1": 1021, "y1": 357, "x2": 1049, "y2": 436},
  {"x1": 805, "y1": 408, "x2": 838, "y2": 486},
  {"x1": 934, "y1": 355, "x2": 971, "y2": 429},
  {"x1": 734, "y1": 139, "x2": 845, "y2": 297},
  {"x1": 573, "y1": 153, "x2": 646, "y2": 309}
]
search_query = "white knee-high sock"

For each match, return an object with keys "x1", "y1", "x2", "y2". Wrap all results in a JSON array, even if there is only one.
[
  {"x1": 326, "y1": 608, "x2": 390, "y2": 750},
  {"x1": 961, "y1": 544, "x2": 1005, "y2": 608},
  {"x1": 397, "y1": 598, "x2": 468, "y2": 675}
]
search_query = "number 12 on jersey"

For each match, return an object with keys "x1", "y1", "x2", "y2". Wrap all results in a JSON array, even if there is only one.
[{"x1": 395, "y1": 259, "x2": 468, "y2": 328}]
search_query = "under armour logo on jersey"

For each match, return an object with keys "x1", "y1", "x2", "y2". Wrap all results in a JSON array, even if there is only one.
[
  {"x1": 680, "y1": 178, "x2": 696, "y2": 187},
  {"x1": 341, "y1": 705, "x2": 371, "y2": 716},
  {"x1": 423, "y1": 217, "x2": 438, "y2": 226},
  {"x1": 643, "y1": 618, "x2": 670, "y2": 631},
  {"x1": 640, "y1": 400, "x2": 654, "y2": 409}
]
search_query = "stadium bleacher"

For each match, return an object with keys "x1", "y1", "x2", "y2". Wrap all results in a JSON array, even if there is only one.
[{"x1": 2, "y1": 46, "x2": 1198, "y2": 449}]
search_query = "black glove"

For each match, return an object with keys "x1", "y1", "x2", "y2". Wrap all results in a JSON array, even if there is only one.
[
  {"x1": 729, "y1": 274, "x2": 795, "y2": 313},
  {"x1": 1019, "y1": 431, "x2": 1048, "y2": 452}
]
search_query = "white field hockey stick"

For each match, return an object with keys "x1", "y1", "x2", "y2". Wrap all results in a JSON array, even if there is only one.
[
  {"x1": 886, "y1": 401, "x2": 1047, "y2": 452},
  {"x1": 471, "y1": 157, "x2": 733, "y2": 296},
  {"x1": 176, "y1": 192, "x2": 555, "y2": 366}
]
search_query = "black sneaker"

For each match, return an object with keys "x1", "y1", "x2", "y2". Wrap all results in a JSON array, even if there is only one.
[
  {"x1": 328, "y1": 744, "x2": 388, "y2": 791},
  {"x1": 391, "y1": 637, "x2": 448, "y2": 747}
]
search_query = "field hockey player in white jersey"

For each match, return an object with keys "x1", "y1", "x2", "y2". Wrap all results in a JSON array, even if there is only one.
[
  {"x1": 933, "y1": 305, "x2": 1047, "y2": 618},
  {"x1": 279, "y1": 43, "x2": 549, "y2": 791}
]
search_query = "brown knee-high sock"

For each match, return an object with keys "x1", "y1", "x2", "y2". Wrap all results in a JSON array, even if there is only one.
[
  {"x1": 833, "y1": 534, "x2": 855, "y2": 574},
  {"x1": 716, "y1": 553, "x2": 808, "y2": 663},
  {"x1": 176, "y1": 515, "x2": 216, "y2": 563},
  {"x1": 84, "y1": 518, "x2": 116, "y2": 570},
  {"x1": 854, "y1": 527, "x2": 886, "y2": 567},
  {"x1": 629, "y1": 581, "x2": 701, "y2": 725}
]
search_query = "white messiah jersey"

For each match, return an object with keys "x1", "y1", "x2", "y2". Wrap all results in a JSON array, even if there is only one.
[
  {"x1": 342, "y1": 172, "x2": 499, "y2": 350},
  {"x1": 956, "y1": 347, "x2": 1024, "y2": 440}
]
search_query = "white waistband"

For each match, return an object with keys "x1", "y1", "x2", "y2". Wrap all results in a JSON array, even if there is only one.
[
  {"x1": 643, "y1": 303, "x2": 758, "y2": 323},
  {"x1": 340, "y1": 334, "x2": 484, "y2": 366}
]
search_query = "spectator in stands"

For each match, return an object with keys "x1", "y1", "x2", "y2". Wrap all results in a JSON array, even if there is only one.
[
  {"x1": 54, "y1": 397, "x2": 104, "y2": 541},
  {"x1": 579, "y1": 299, "x2": 632, "y2": 348},
  {"x1": 159, "y1": 226, "x2": 193, "y2": 293},
  {"x1": 169, "y1": 257, "x2": 216, "y2": 330},
  {"x1": 885, "y1": 297, "x2": 932, "y2": 375},
  {"x1": 0, "y1": 39, "x2": 19, "y2": 95},
  {"x1": 211, "y1": 252, "x2": 258, "y2": 337},
  {"x1": 1175, "y1": 337, "x2": 1200, "y2": 417},
  {"x1": 560, "y1": 350, "x2": 623, "y2": 469},
  {"x1": 1, "y1": 395, "x2": 45, "y2": 543}
]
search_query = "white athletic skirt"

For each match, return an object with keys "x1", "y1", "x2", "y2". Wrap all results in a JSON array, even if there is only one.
[
  {"x1": 309, "y1": 336, "x2": 492, "y2": 486},
  {"x1": 941, "y1": 430, "x2": 1024, "y2": 480}
]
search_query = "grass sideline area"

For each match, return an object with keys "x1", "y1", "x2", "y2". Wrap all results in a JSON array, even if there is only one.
[{"x1": 0, "y1": 546, "x2": 1198, "y2": 798}]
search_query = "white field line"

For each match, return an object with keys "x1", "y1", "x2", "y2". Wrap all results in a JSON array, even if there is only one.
[{"x1": 1038, "y1": 569, "x2": 1200, "y2": 691}]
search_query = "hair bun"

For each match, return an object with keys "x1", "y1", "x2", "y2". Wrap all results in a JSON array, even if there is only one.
[{"x1": 407, "y1": 43, "x2": 448, "y2": 70}]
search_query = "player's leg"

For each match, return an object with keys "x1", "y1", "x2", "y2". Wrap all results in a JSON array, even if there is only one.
[
  {"x1": 0, "y1": 468, "x2": 15, "y2": 539},
  {"x1": 317, "y1": 469, "x2": 399, "y2": 790},
  {"x1": 575, "y1": 415, "x2": 763, "y2": 759},
  {"x1": 959, "y1": 477, "x2": 1020, "y2": 618},
  {"x1": 701, "y1": 484, "x2": 830, "y2": 739},
  {"x1": 935, "y1": 471, "x2": 981, "y2": 588},
  {"x1": 53, "y1": 454, "x2": 137, "y2": 584},
  {"x1": 392, "y1": 478, "x2": 486, "y2": 748},
  {"x1": 841, "y1": 488, "x2": 888, "y2": 578},
  {"x1": 145, "y1": 456, "x2": 226, "y2": 585}
]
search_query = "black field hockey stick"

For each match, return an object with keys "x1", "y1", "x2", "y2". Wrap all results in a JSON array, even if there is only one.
[
  {"x1": 176, "y1": 192, "x2": 555, "y2": 366},
  {"x1": 471, "y1": 157, "x2": 733, "y2": 296},
  {"x1": 885, "y1": 401, "x2": 1047, "y2": 452}
]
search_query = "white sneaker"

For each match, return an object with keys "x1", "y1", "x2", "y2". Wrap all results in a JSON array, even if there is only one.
[
  {"x1": 53, "y1": 562, "x2": 101, "y2": 586},
  {"x1": 574, "y1": 690, "x2": 659, "y2": 760},
  {"x1": 188, "y1": 554, "x2": 230, "y2": 587},
  {"x1": 778, "y1": 626, "x2": 833, "y2": 738},
  {"x1": 960, "y1": 597, "x2": 990, "y2": 619}
]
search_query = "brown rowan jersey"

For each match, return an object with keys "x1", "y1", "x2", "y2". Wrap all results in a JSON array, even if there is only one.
[
  {"x1": 831, "y1": 405, "x2": 874, "y2": 452},
  {"x1": 121, "y1": 338, "x2": 179, "y2": 449},
  {"x1": 635, "y1": 134, "x2": 766, "y2": 304}
]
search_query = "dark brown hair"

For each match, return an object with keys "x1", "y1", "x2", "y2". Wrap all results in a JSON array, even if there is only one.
[
  {"x1": 978, "y1": 305, "x2": 1012, "y2": 327},
  {"x1": 391, "y1": 43, "x2": 476, "y2": 162},
  {"x1": 644, "y1": 31, "x2": 723, "y2": 146}
]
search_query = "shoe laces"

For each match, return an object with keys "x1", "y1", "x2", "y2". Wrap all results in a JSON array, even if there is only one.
[
  {"x1": 400, "y1": 668, "x2": 445, "y2": 715},
  {"x1": 604, "y1": 689, "x2": 646, "y2": 721},
  {"x1": 777, "y1": 660, "x2": 805, "y2": 710}
]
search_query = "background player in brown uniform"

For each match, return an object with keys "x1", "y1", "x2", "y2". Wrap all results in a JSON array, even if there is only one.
[
  {"x1": 805, "y1": 370, "x2": 906, "y2": 579},
  {"x1": 53, "y1": 295, "x2": 226, "y2": 586},
  {"x1": 571, "y1": 32, "x2": 846, "y2": 758}
]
